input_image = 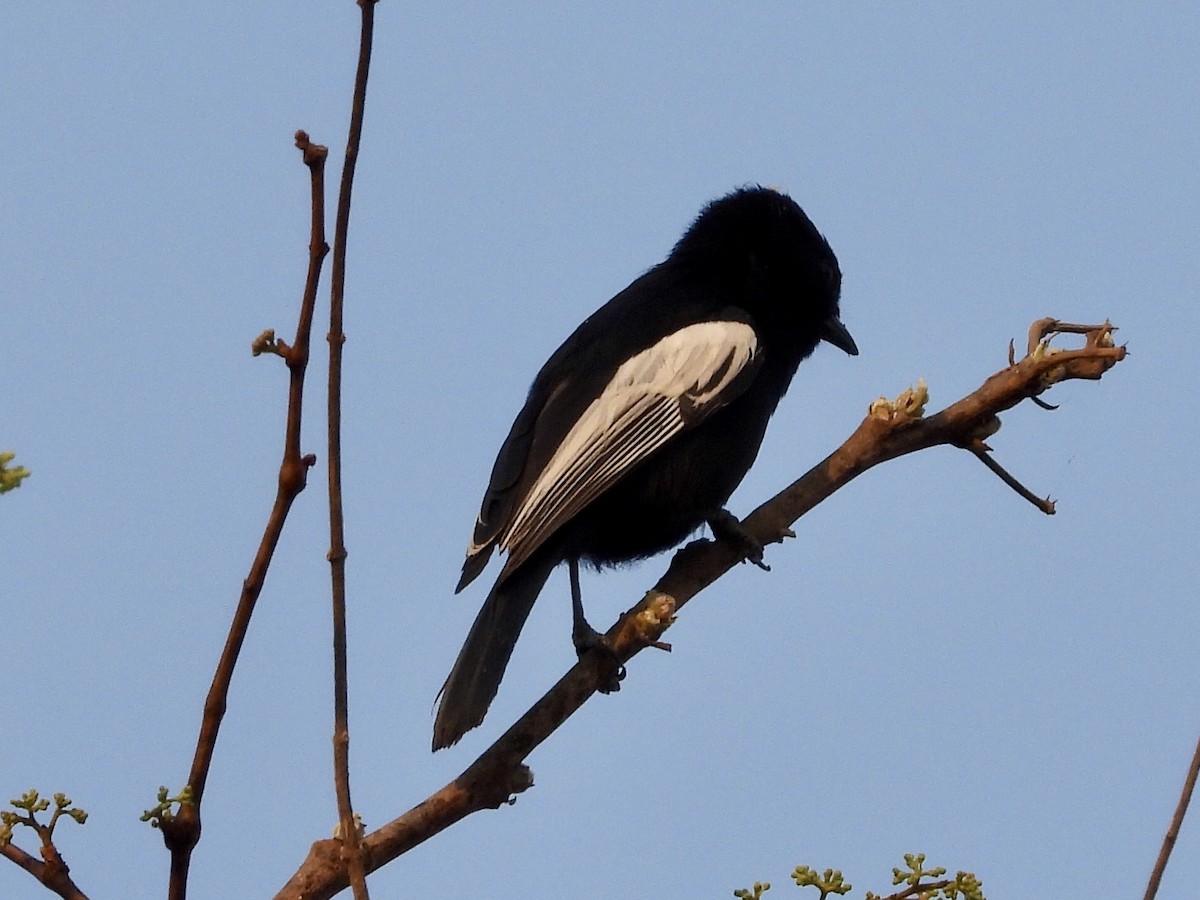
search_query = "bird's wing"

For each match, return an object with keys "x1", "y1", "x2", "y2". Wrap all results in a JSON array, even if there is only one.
[{"x1": 495, "y1": 318, "x2": 761, "y2": 574}]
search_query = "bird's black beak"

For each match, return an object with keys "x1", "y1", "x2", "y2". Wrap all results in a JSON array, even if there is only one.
[{"x1": 821, "y1": 315, "x2": 859, "y2": 356}]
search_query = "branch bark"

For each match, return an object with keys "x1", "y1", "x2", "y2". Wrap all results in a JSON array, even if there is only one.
[
  {"x1": 0, "y1": 838, "x2": 89, "y2": 900},
  {"x1": 156, "y1": 133, "x2": 328, "y2": 900},
  {"x1": 327, "y1": 2, "x2": 378, "y2": 899},
  {"x1": 275, "y1": 319, "x2": 1126, "y2": 898},
  {"x1": 1143, "y1": 732, "x2": 1200, "y2": 900}
]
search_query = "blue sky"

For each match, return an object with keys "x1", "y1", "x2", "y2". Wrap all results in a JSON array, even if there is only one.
[{"x1": 4, "y1": 3, "x2": 1198, "y2": 898}]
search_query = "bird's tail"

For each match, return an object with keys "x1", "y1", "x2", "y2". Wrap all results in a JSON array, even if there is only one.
[{"x1": 433, "y1": 552, "x2": 557, "y2": 751}]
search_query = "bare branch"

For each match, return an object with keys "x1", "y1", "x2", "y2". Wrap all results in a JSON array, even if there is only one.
[
  {"x1": 1144, "y1": 733, "x2": 1200, "y2": 900},
  {"x1": 157, "y1": 131, "x2": 328, "y2": 900},
  {"x1": 327, "y1": 2, "x2": 378, "y2": 899},
  {"x1": 274, "y1": 319, "x2": 1127, "y2": 898},
  {"x1": 965, "y1": 440, "x2": 1056, "y2": 514}
]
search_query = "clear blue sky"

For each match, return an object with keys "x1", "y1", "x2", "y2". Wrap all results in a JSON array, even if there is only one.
[{"x1": 4, "y1": 3, "x2": 1198, "y2": 898}]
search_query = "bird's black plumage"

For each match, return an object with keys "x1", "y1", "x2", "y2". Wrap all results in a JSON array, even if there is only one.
[{"x1": 433, "y1": 186, "x2": 857, "y2": 750}]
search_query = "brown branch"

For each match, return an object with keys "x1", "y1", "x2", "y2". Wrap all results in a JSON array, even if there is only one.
[
  {"x1": 1, "y1": 837, "x2": 89, "y2": 900},
  {"x1": 1143, "y1": 732, "x2": 1200, "y2": 900},
  {"x1": 327, "y1": 2, "x2": 377, "y2": 899},
  {"x1": 158, "y1": 133, "x2": 328, "y2": 900},
  {"x1": 275, "y1": 319, "x2": 1126, "y2": 898},
  {"x1": 882, "y1": 880, "x2": 954, "y2": 900},
  {"x1": 965, "y1": 440, "x2": 1056, "y2": 514}
]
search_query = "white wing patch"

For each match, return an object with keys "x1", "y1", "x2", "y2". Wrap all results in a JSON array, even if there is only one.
[{"x1": 499, "y1": 320, "x2": 759, "y2": 559}]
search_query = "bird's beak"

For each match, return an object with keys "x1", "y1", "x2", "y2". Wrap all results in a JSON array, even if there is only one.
[{"x1": 820, "y1": 315, "x2": 859, "y2": 356}]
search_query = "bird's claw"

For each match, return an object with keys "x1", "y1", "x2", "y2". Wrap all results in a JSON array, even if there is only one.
[
  {"x1": 572, "y1": 620, "x2": 625, "y2": 693},
  {"x1": 707, "y1": 508, "x2": 770, "y2": 571},
  {"x1": 598, "y1": 660, "x2": 626, "y2": 694}
]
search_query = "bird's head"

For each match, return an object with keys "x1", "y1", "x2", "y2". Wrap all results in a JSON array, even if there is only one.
[{"x1": 672, "y1": 186, "x2": 858, "y2": 357}]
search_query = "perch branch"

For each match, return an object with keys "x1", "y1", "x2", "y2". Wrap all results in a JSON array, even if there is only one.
[{"x1": 275, "y1": 319, "x2": 1126, "y2": 899}]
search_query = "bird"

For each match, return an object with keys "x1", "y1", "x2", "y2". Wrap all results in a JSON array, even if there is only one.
[{"x1": 433, "y1": 186, "x2": 858, "y2": 750}]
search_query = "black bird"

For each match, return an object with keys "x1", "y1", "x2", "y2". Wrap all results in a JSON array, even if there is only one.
[{"x1": 433, "y1": 186, "x2": 857, "y2": 750}]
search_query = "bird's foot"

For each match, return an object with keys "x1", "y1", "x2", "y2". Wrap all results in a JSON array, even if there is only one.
[
  {"x1": 572, "y1": 619, "x2": 625, "y2": 694},
  {"x1": 708, "y1": 508, "x2": 771, "y2": 571}
]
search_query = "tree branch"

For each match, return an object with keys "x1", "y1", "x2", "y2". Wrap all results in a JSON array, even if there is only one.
[
  {"x1": 0, "y1": 834, "x2": 89, "y2": 900},
  {"x1": 275, "y1": 319, "x2": 1126, "y2": 899},
  {"x1": 1143, "y1": 732, "x2": 1200, "y2": 900},
  {"x1": 157, "y1": 132, "x2": 328, "y2": 900},
  {"x1": 327, "y1": 2, "x2": 378, "y2": 899}
]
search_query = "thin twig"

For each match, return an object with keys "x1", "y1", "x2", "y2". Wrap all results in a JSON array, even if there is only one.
[
  {"x1": 160, "y1": 133, "x2": 327, "y2": 900},
  {"x1": 883, "y1": 880, "x2": 953, "y2": 900},
  {"x1": 965, "y1": 440, "x2": 1056, "y2": 514},
  {"x1": 274, "y1": 319, "x2": 1127, "y2": 898},
  {"x1": 327, "y1": 2, "x2": 377, "y2": 899},
  {"x1": 1143, "y1": 733, "x2": 1200, "y2": 900},
  {"x1": 1026, "y1": 317, "x2": 1117, "y2": 357}
]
